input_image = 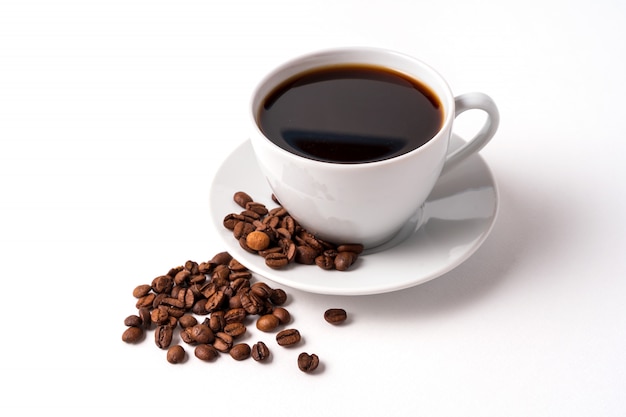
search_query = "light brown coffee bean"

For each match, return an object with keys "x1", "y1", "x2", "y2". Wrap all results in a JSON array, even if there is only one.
[
  {"x1": 229, "y1": 343, "x2": 251, "y2": 361},
  {"x1": 271, "y1": 307, "x2": 291, "y2": 324},
  {"x1": 122, "y1": 326, "x2": 143, "y2": 343},
  {"x1": 132, "y1": 284, "x2": 152, "y2": 298},
  {"x1": 276, "y1": 328, "x2": 301, "y2": 346},
  {"x1": 256, "y1": 314, "x2": 280, "y2": 332},
  {"x1": 324, "y1": 308, "x2": 347, "y2": 324},
  {"x1": 297, "y1": 352, "x2": 319, "y2": 373},
  {"x1": 166, "y1": 345, "x2": 186, "y2": 364}
]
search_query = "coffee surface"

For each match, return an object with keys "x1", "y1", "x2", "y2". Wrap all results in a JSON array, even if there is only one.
[{"x1": 259, "y1": 65, "x2": 443, "y2": 163}]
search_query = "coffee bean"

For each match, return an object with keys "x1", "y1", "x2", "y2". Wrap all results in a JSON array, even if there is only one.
[
  {"x1": 194, "y1": 344, "x2": 219, "y2": 361},
  {"x1": 154, "y1": 325, "x2": 173, "y2": 349},
  {"x1": 178, "y1": 314, "x2": 198, "y2": 329},
  {"x1": 233, "y1": 191, "x2": 253, "y2": 208},
  {"x1": 229, "y1": 343, "x2": 251, "y2": 361},
  {"x1": 122, "y1": 326, "x2": 143, "y2": 343},
  {"x1": 213, "y1": 332, "x2": 233, "y2": 352},
  {"x1": 256, "y1": 314, "x2": 280, "y2": 332},
  {"x1": 132, "y1": 284, "x2": 152, "y2": 298},
  {"x1": 264, "y1": 252, "x2": 289, "y2": 269},
  {"x1": 324, "y1": 308, "x2": 347, "y2": 324},
  {"x1": 167, "y1": 345, "x2": 186, "y2": 364},
  {"x1": 124, "y1": 314, "x2": 142, "y2": 327},
  {"x1": 270, "y1": 288, "x2": 287, "y2": 305},
  {"x1": 276, "y1": 328, "x2": 301, "y2": 346},
  {"x1": 295, "y1": 245, "x2": 318, "y2": 264},
  {"x1": 336, "y1": 243, "x2": 364, "y2": 254},
  {"x1": 297, "y1": 352, "x2": 319, "y2": 373},
  {"x1": 190, "y1": 323, "x2": 214, "y2": 344},
  {"x1": 251, "y1": 341, "x2": 270, "y2": 362},
  {"x1": 138, "y1": 307, "x2": 152, "y2": 329},
  {"x1": 224, "y1": 322, "x2": 247, "y2": 338},
  {"x1": 271, "y1": 307, "x2": 291, "y2": 324},
  {"x1": 334, "y1": 251, "x2": 358, "y2": 271}
]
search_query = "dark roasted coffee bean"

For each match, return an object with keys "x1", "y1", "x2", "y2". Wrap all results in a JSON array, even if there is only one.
[
  {"x1": 276, "y1": 328, "x2": 301, "y2": 346},
  {"x1": 132, "y1": 284, "x2": 152, "y2": 298},
  {"x1": 151, "y1": 306, "x2": 170, "y2": 325},
  {"x1": 209, "y1": 251, "x2": 232, "y2": 266},
  {"x1": 155, "y1": 325, "x2": 173, "y2": 349},
  {"x1": 233, "y1": 191, "x2": 253, "y2": 208},
  {"x1": 224, "y1": 322, "x2": 247, "y2": 338},
  {"x1": 240, "y1": 290, "x2": 264, "y2": 315},
  {"x1": 151, "y1": 275, "x2": 174, "y2": 294},
  {"x1": 135, "y1": 293, "x2": 155, "y2": 309},
  {"x1": 233, "y1": 221, "x2": 255, "y2": 239},
  {"x1": 208, "y1": 311, "x2": 226, "y2": 332},
  {"x1": 194, "y1": 344, "x2": 219, "y2": 361},
  {"x1": 178, "y1": 314, "x2": 198, "y2": 329},
  {"x1": 190, "y1": 323, "x2": 214, "y2": 344},
  {"x1": 336, "y1": 243, "x2": 364, "y2": 254},
  {"x1": 315, "y1": 254, "x2": 334, "y2": 270},
  {"x1": 265, "y1": 252, "x2": 289, "y2": 269},
  {"x1": 297, "y1": 352, "x2": 319, "y2": 373},
  {"x1": 270, "y1": 288, "x2": 287, "y2": 305},
  {"x1": 138, "y1": 307, "x2": 152, "y2": 329},
  {"x1": 295, "y1": 245, "x2": 318, "y2": 264},
  {"x1": 213, "y1": 332, "x2": 233, "y2": 352},
  {"x1": 205, "y1": 290, "x2": 226, "y2": 312},
  {"x1": 180, "y1": 327, "x2": 195, "y2": 344},
  {"x1": 256, "y1": 314, "x2": 280, "y2": 332},
  {"x1": 124, "y1": 314, "x2": 142, "y2": 327},
  {"x1": 166, "y1": 345, "x2": 186, "y2": 364},
  {"x1": 324, "y1": 308, "x2": 347, "y2": 324},
  {"x1": 229, "y1": 343, "x2": 251, "y2": 361},
  {"x1": 224, "y1": 307, "x2": 247, "y2": 324},
  {"x1": 246, "y1": 201, "x2": 269, "y2": 216},
  {"x1": 271, "y1": 307, "x2": 291, "y2": 324},
  {"x1": 251, "y1": 341, "x2": 270, "y2": 362},
  {"x1": 122, "y1": 326, "x2": 143, "y2": 343},
  {"x1": 334, "y1": 251, "x2": 358, "y2": 271}
]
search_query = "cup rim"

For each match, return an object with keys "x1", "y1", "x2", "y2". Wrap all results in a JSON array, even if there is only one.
[{"x1": 249, "y1": 46, "x2": 455, "y2": 169}]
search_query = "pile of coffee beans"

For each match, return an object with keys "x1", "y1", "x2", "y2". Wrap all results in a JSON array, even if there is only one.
[
  {"x1": 121, "y1": 251, "x2": 347, "y2": 372},
  {"x1": 223, "y1": 191, "x2": 364, "y2": 271}
]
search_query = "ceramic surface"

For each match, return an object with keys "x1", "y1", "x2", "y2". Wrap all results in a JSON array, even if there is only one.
[{"x1": 209, "y1": 135, "x2": 498, "y2": 295}]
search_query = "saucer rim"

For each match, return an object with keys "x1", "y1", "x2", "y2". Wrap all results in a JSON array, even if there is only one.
[{"x1": 208, "y1": 137, "x2": 498, "y2": 296}]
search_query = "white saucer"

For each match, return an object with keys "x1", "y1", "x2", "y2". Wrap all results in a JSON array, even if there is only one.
[{"x1": 209, "y1": 135, "x2": 498, "y2": 295}]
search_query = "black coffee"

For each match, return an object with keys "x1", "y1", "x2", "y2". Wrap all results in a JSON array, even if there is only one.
[{"x1": 259, "y1": 64, "x2": 443, "y2": 164}]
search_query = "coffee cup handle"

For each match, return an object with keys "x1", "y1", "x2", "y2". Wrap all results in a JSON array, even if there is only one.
[{"x1": 441, "y1": 92, "x2": 500, "y2": 176}]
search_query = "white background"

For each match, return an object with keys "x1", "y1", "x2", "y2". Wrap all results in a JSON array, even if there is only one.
[{"x1": 1, "y1": 0, "x2": 625, "y2": 416}]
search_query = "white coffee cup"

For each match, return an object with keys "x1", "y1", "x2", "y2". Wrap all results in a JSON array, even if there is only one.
[{"x1": 249, "y1": 47, "x2": 499, "y2": 249}]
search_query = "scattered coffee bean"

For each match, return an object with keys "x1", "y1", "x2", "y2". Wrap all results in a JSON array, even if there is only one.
[
  {"x1": 297, "y1": 352, "x2": 319, "y2": 373},
  {"x1": 256, "y1": 314, "x2": 280, "y2": 332},
  {"x1": 251, "y1": 341, "x2": 270, "y2": 362},
  {"x1": 324, "y1": 308, "x2": 348, "y2": 324},
  {"x1": 167, "y1": 345, "x2": 186, "y2": 364},
  {"x1": 124, "y1": 314, "x2": 142, "y2": 328},
  {"x1": 276, "y1": 328, "x2": 301, "y2": 346},
  {"x1": 272, "y1": 307, "x2": 291, "y2": 324},
  {"x1": 194, "y1": 344, "x2": 219, "y2": 361},
  {"x1": 229, "y1": 343, "x2": 251, "y2": 361},
  {"x1": 154, "y1": 325, "x2": 173, "y2": 349},
  {"x1": 122, "y1": 326, "x2": 143, "y2": 343}
]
